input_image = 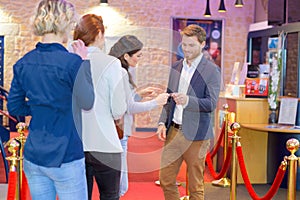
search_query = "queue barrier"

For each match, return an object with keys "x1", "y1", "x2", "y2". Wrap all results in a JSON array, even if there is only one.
[
  {"x1": 5, "y1": 122, "x2": 29, "y2": 200},
  {"x1": 205, "y1": 121, "x2": 298, "y2": 200}
]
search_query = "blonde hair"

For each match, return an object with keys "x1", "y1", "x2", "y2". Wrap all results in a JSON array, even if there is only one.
[{"x1": 33, "y1": 0, "x2": 76, "y2": 36}]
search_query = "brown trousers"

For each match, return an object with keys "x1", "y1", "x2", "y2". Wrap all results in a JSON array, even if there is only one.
[{"x1": 159, "y1": 126, "x2": 210, "y2": 200}]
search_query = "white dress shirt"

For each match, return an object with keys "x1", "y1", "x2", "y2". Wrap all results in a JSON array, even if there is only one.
[{"x1": 172, "y1": 54, "x2": 203, "y2": 125}]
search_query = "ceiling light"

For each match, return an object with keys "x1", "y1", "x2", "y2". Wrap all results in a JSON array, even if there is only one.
[
  {"x1": 100, "y1": 0, "x2": 108, "y2": 6},
  {"x1": 204, "y1": 0, "x2": 211, "y2": 17},
  {"x1": 235, "y1": 0, "x2": 243, "y2": 7},
  {"x1": 218, "y1": 0, "x2": 226, "y2": 12}
]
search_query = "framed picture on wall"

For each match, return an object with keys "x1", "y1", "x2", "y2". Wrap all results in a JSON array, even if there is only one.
[{"x1": 171, "y1": 17, "x2": 224, "y2": 70}]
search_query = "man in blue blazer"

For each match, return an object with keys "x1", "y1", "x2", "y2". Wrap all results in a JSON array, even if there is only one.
[{"x1": 157, "y1": 24, "x2": 221, "y2": 200}]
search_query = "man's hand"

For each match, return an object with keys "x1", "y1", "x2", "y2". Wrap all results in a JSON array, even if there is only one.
[
  {"x1": 157, "y1": 124, "x2": 167, "y2": 141},
  {"x1": 171, "y1": 93, "x2": 188, "y2": 105}
]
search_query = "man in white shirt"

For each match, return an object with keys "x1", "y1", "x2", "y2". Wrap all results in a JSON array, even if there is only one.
[{"x1": 157, "y1": 24, "x2": 221, "y2": 200}]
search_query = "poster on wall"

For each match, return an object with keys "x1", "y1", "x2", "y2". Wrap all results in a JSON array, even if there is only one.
[{"x1": 171, "y1": 17, "x2": 224, "y2": 69}]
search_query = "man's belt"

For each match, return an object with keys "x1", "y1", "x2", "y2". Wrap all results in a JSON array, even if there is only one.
[{"x1": 171, "y1": 121, "x2": 182, "y2": 130}]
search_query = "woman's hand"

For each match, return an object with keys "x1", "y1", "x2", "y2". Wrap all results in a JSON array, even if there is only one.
[
  {"x1": 71, "y1": 39, "x2": 88, "y2": 59},
  {"x1": 137, "y1": 86, "x2": 163, "y2": 98}
]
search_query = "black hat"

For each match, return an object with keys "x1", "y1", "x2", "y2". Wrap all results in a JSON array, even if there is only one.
[{"x1": 109, "y1": 35, "x2": 143, "y2": 58}]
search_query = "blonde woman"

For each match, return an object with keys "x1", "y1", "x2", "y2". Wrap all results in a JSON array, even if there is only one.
[{"x1": 7, "y1": 0, "x2": 94, "y2": 199}]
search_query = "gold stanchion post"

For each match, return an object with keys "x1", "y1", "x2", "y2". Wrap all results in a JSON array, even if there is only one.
[
  {"x1": 5, "y1": 139, "x2": 21, "y2": 200},
  {"x1": 15, "y1": 122, "x2": 28, "y2": 195},
  {"x1": 285, "y1": 138, "x2": 299, "y2": 200},
  {"x1": 212, "y1": 104, "x2": 231, "y2": 187},
  {"x1": 229, "y1": 122, "x2": 240, "y2": 200}
]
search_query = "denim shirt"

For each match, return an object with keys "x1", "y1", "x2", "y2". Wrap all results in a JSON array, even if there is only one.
[{"x1": 7, "y1": 42, "x2": 94, "y2": 167}]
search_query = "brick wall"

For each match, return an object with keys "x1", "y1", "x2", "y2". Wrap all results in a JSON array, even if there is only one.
[
  {"x1": 285, "y1": 33, "x2": 298, "y2": 97},
  {"x1": 0, "y1": 0, "x2": 255, "y2": 128}
]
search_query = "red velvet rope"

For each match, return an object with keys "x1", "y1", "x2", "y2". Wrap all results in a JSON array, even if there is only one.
[
  {"x1": 0, "y1": 109, "x2": 17, "y2": 123},
  {"x1": 210, "y1": 122, "x2": 225, "y2": 158},
  {"x1": 236, "y1": 145, "x2": 286, "y2": 200},
  {"x1": 206, "y1": 146, "x2": 232, "y2": 180},
  {"x1": 21, "y1": 171, "x2": 29, "y2": 200},
  {"x1": 0, "y1": 95, "x2": 6, "y2": 100},
  {"x1": 7, "y1": 171, "x2": 17, "y2": 200}
]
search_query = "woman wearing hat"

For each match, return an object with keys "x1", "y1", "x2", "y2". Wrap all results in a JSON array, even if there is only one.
[{"x1": 109, "y1": 35, "x2": 169, "y2": 196}]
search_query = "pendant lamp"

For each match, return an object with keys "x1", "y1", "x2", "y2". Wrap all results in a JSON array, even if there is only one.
[
  {"x1": 100, "y1": 0, "x2": 108, "y2": 5},
  {"x1": 204, "y1": 0, "x2": 211, "y2": 17},
  {"x1": 235, "y1": 0, "x2": 243, "y2": 7},
  {"x1": 218, "y1": 0, "x2": 226, "y2": 12}
]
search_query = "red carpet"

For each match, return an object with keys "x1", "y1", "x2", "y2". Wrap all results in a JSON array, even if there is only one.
[
  {"x1": 91, "y1": 131, "x2": 213, "y2": 200},
  {"x1": 1, "y1": 131, "x2": 213, "y2": 199},
  {"x1": 90, "y1": 181, "x2": 188, "y2": 200}
]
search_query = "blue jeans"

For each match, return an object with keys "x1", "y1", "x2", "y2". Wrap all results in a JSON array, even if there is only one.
[
  {"x1": 23, "y1": 158, "x2": 87, "y2": 200},
  {"x1": 120, "y1": 135, "x2": 129, "y2": 196}
]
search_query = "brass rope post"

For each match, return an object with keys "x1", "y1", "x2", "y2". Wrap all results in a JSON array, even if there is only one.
[
  {"x1": 15, "y1": 122, "x2": 28, "y2": 196},
  {"x1": 285, "y1": 138, "x2": 299, "y2": 200},
  {"x1": 5, "y1": 139, "x2": 21, "y2": 200},
  {"x1": 229, "y1": 122, "x2": 240, "y2": 200},
  {"x1": 212, "y1": 104, "x2": 231, "y2": 187}
]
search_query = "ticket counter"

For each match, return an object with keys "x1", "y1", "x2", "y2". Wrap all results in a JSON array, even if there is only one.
[
  {"x1": 216, "y1": 96, "x2": 269, "y2": 184},
  {"x1": 242, "y1": 123, "x2": 300, "y2": 190},
  {"x1": 216, "y1": 96, "x2": 300, "y2": 188}
]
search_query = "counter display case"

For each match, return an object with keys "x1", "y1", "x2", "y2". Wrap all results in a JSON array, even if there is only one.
[{"x1": 247, "y1": 22, "x2": 300, "y2": 125}]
